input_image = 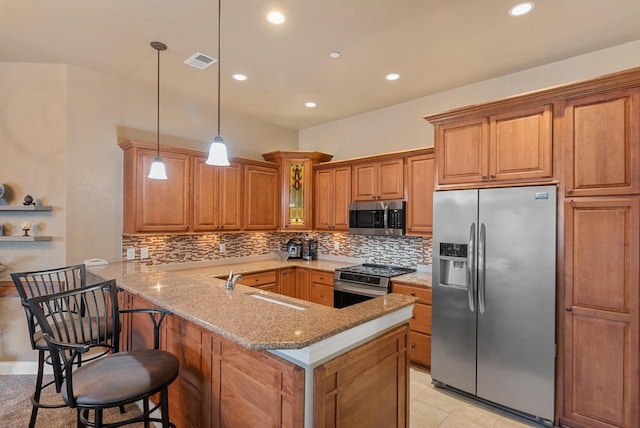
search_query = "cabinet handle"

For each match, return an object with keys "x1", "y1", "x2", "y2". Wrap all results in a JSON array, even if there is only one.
[
  {"x1": 489, "y1": 174, "x2": 495, "y2": 180},
  {"x1": 410, "y1": 344, "x2": 415, "y2": 349},
  {"x1": 566, "y1": 307, "x2": 572, "y2": 312},
  {"x1": 481, "y1": 175, "x2": 487, "y2": 180},
  {"x1": 567, "y1": 189, "x2": 574, "y2": 195},
  {"x1": 220, "y1": 225, "x2": 224, "y2": 229},
  {"x1": 185, "y1": 225, "x2": 189, "y2": 230},
  {"x1": 410, "y1": 292, "x2": 416, "y2": 296},
  {"x1": 412, "y1": 315, "x2": 416, "y2": 320},
  {"x1": 320, "y1": 293, "x2": 324, "y2": 298},
  {"x1": 255, "y1": 278, "x2": 260, "y2": 282}
]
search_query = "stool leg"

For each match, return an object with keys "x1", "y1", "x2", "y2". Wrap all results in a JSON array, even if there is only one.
[
  {"x1": 28, "y1": 350, "x2": 46, "y2": 428},
  {"x1": 143, "y1": 398, "x2": 150, "y2": 428},
  {"x1": 160, "y1": 387, "x2": 170, "y2": 428}
]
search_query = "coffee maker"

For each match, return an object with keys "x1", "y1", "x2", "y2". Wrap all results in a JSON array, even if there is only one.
[
  {"x1": 302, "y1": 237, "x2": 318, "y2": 261},
  {"x1": 286, "y1": 239, "x2": 303, "y2": 259}
]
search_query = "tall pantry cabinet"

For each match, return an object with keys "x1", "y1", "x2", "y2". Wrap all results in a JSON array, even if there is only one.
[{"x1": 561, "y1": 87, "x2": 640, "y2": 428}]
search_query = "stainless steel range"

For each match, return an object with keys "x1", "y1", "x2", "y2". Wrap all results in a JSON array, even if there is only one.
[{"x1": 333, "y1": 263, "x2": 416, "y2": 308}]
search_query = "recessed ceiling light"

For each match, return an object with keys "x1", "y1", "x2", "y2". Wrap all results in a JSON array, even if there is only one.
[
  {"x1": 304, "y1": 102, "x2": 316, "y2": 108},
  {"x1": 267, "y1": 11, "x2": 285, "y2": 24},
  {"x1": 329, "y1": 51, "x2": 341, "y2": 59},
  {"x1": 385, "y1": 73, "x2": 400, "y2": 81},
  {"x1": 509, "y1": 2, "x2": 534, "y2": 16},
  {"x1": 232, "y1": 74, "x2": 247, "y2": 81}
]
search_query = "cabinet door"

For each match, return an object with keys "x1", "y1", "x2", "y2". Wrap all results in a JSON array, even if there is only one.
[
  {"x1": 332, "y1": 166, "x2": 352, "y2": 230},
  {"x1": 406, "y1": 153, "x2": 434, "y2": 235},
  {"x1": 192, "y1": 156, "x2": 217, "y2": 232},
  {"x1": 281, "y1": 159, "x2": 313, "y2": 231},
  {"x1": 294, "y1": 267, "x2": 310, "y2": 301},
  {"x1": 563, "y1": 197, "x2": 639, "y2": 428},
  {"x1": 165, "y1": 316, "x2": 205, "y2": 428},
  {"x1": 217, "y1": 162, "x2": 243, "y2": 231},
  {"x1": 436, "y1": 117, "x2": 488, "y2": 185},
  {"x1": 352, "y1": 162, "x2": 378, "y2": 201},
  {"x1": 489, "y1": 104, "x2": 553, "y2": 182},
  {"x1": 314, "y1": 169, "x2": 333, "y2": 230},
  {"x1": 377, "y1": 158, "x2": 404, "y2": 200},
  {"x1": 565, "y1": 89, "x2": 640, "y2": 197},
  {"x1": 244, "y1": 165, "x2": 279, "y2": 230},
  {"x1": 278, "y1": 268, "x2": 295, "y2": 297},
  {"x1": 136, "y1": 149, "x2": 191, "y2": 232},
  {"x1": 310, "y1": 283, "x2": 333, "y2": 307}
]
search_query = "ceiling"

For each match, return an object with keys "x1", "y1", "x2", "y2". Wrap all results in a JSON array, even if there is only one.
[{"x1": 1, "y1": 0, "x2": 639, "y2": 130}]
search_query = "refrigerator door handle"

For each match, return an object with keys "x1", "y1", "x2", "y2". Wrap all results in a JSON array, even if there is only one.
[
  {"x1": 467, "y1": 223, "x2": 476, "y2": 312},
  {"x1": 478, "y1": 223, "x2": 486, "y2": 314}
]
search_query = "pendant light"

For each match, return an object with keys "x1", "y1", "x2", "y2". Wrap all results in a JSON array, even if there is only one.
[
  {"x1": 206, "y1": 0, "x2": 231, "y2": 166},
  {"x1": 148, "y1": 41, "x2": 169, "y2": 179}
]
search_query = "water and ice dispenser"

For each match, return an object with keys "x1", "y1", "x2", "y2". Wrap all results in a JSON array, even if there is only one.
[{"x1": 438, "y1": 243, "x2": 469, "y2": 289}]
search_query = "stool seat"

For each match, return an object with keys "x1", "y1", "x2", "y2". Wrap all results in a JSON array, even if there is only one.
[{"x1": 63, "y1": 350, "x2": 179, "y2": 407}]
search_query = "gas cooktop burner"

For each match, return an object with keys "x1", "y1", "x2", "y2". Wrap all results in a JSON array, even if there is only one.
[{"x1": 337, "y1": 263, "x2": 416, "y2": 278}]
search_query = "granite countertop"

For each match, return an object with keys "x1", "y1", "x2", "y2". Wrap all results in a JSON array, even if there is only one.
[
  {"x1": 89, "y1": 260, "x2": 418, "y2": 351},
  {"x1": 392, "y1": 270, "x2": 432, "y2": 288}
]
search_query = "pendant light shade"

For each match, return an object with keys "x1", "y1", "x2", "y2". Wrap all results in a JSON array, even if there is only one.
[
  {"x1": 148, "y1": 41, "x2": 168, "y2": 180},
  {"x1": 205, "y1": 0, "x2": 231, "y2": 166}
]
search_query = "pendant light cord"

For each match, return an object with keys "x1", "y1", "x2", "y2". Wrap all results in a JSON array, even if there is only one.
[
  {"x1": 217, "y1": 0, "x2": 221, "y2": 137},
  {"x1": 156, "y1": 45, "x2": 161, "y2": 157}
]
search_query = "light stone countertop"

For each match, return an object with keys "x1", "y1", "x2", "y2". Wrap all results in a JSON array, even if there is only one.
[
  {"x1": 88, "y1": 260, "x2": 417, "y2": 351},
  {"x1": 392, "y1": 270, "x2": 432, "y2": 288}
]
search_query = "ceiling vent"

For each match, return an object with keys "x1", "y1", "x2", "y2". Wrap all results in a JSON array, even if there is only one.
[{"x1": 184, "y1": 52, "x2": 217, "y2": 70}]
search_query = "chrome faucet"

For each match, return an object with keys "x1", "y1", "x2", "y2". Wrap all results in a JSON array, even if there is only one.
[{"x1": 225, "y1": 272, "x2": 242, "y2": 290}]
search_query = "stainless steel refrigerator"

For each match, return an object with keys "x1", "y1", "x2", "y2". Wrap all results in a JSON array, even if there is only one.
[{"x1": 432, "y1": 185, "x2": 556, "y2": 424}]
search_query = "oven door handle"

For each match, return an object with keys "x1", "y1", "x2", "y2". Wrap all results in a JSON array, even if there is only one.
[{"x1": 334, "y1": 281, "x2": 388, "y2": 298}]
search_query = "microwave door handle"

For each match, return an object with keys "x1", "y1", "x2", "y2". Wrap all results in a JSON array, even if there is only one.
[
  {"x1": 383, "y1": 203, "x2": 389, "y2": 230},
  {"x1": 467, "y1": 223, "x2": 476, "y2": 312}
]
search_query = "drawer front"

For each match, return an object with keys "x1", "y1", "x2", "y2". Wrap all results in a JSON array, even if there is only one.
[
  {"x1": 257, "y1": 284, "x2": 275, "y2": 292},
  {"x1": 310, "y1": 283, "x2": 334, "y2": 307},
  {"x1": 237, "y1": 270, "x2": 277, "y2": 287},
  {"x1": 310, "y1": 270, "x2": 333, "y2": 286},
  {"x1": 392, "y1": 283, "x2": 432, "y2": 305},
  {"x1": 410, "y1": 303, "x2": 432, "y2": 335},
  {"x1": 409, "y1": 331, "x2": 431, "y2": 367}
]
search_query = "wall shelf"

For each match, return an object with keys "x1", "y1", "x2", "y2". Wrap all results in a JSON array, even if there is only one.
[
  {"x1": 0, "y1": 236, "x2": 52, "y2": 242},
  {"x1": 0, "y1": 205, "x2": 52, "y2": 211}
]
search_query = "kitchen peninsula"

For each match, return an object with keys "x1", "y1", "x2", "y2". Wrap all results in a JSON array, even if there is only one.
[{"x1": 88, "y1": 260, "x2": 418, "y2": 428}]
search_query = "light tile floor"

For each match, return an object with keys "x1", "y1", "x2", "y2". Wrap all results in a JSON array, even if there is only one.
[{"x1": 410, "y1": 367, "x2": 539, "y2": 428}]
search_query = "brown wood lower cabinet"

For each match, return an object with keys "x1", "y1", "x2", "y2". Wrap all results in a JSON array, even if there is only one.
[
  {"x1": 294, "y1": 267, "x2": 310, "y2": 301},
  {"x1": 237, "y1": 270, "x2": 277, "y2": 291},
  {"x1": 309, "y1": 269, "x2": 333, "y2": 307},
  {"x1": 391, "y1": 282, "x2": 432, "y2": 369},
  {"x1": 314, "y1": 324, "x2": 409, "y2": 428}
]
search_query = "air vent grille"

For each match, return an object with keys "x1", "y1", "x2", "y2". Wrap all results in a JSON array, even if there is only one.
[{"x1": 184, "y1": 52, "x2": 217, "y2": 70}]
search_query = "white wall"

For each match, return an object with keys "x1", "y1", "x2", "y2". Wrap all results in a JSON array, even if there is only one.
[{"x1": 299, "y1": 39, "x2": 640, "y2": 160}]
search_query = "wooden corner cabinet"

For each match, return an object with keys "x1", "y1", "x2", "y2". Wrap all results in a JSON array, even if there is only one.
[
  {"x1": 405, "y1": 149, "x2": 434, "y2": 235},
  {"x1": 192, "y1": 156, "x2": 242, "y2": 232},
  {"x1": 314, "y1": 164, "x2": 351, "y2": 231},
  {"x1": 262, "y1": 151, "x2": 333, "y2": 231},
  {"x1": 429, "y1": 104, "x2": 553, "y2": 188}
]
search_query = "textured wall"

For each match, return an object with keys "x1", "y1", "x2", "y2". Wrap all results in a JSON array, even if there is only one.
[{"x1": 122, "y1": 232, "x2": 432, "y2": 267}]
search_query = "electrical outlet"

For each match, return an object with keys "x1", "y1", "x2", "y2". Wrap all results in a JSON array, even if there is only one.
[
  {"x1": 334, "y1": 242, "x2": 340, "y2": 251},
  {"x1": 126, "y1": 247, "x2": 135, "y2": 260},
  {"x1": 140, "y1": 247, "x2": 149, "y2": 259},
  {"x1": 219, "y1": 243, "x2": 226, "y2": 253}
]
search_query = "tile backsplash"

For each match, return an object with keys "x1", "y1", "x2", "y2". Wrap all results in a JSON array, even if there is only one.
[{"x1": 122, "y1": 232, "x2": 432, "y2": 267}]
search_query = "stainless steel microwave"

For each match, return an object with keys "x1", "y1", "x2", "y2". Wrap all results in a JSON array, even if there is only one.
[{"x1": 349, "y1": 200, "x2": 406, "y2": 236}]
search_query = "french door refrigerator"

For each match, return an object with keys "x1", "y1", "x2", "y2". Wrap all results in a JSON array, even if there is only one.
[{"x1": 432, "y1": 185, "x2": 556, "y2": 425}]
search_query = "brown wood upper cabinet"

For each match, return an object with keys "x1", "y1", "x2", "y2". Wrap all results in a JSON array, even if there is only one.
[
  {"x1": 352, "y1": 158, "x2": 404, "y2": 201},
  {"x1": 120, "y1": 141, "x2": 191, "y2": 233},
  {"x1": 262, "y1": 151, "x2": 333, "y2": 231},
  {"x1": 405, "y1": 151, "x2": 434, "y2": 235},
  {"x1": 192, "y1": 156, "x2": 242, "y2": 232},
  {"x1": 314, "y1": 165, "x2": 351, "y2": 231},
  {"x1": 243, "y1": 163, "x2": 279, "y2": 230},
  {"x1": 564, "y1": 88, "x2": 640, "y2": 197},
  {"x1": 433, "y1": 104, "x2": 553, "y2": 188}
]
